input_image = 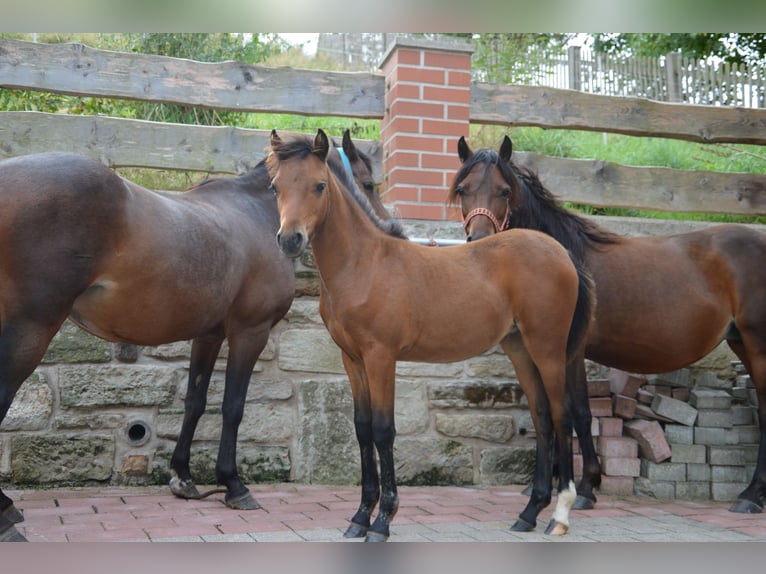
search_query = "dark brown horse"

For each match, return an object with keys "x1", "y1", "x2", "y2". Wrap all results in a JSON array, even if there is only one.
[
  {"x1": 0, "y1": 133, "x2": 380, "y2": 543},
  {"x1": 267, "y1": 129, "x2": 596, "y2": 540},
  {"x1": 449, "y1": 135, "x2": 766, "y2": 515}
]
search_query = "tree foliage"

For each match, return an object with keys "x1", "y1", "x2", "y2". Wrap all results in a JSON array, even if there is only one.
[{"x1": 592, "y1": 33, "x2": 766, "y2": 65}]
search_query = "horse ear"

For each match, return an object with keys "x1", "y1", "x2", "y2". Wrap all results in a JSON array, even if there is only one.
[
  {"x1": 499, "y1": 136, "x2": 513, "y2": 162},
  {"x1": 270, "y1": 129, "x2": 281, "y2": 148},
  {"x1": 314, "y1": 129, "x2": 330, "y2": 161},
  {"x1": 457, "y1": 136, "x2": 473, "y2": 163},
  {"x1": 341, "y1": 129, "x2": 359, "y2": 162}
]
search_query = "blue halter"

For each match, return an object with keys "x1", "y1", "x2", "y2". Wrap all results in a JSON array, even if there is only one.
[{"x1": 336, "y1": 147, "x2": 354, "y2": 183}]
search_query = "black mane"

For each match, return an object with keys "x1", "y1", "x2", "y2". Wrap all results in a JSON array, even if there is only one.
[
  {"x1": 269, "y1": 135, "x2": 407, "y2": 240},
  {"x1": 450, "y1": 148, "x2": 618, "y2": 264}
]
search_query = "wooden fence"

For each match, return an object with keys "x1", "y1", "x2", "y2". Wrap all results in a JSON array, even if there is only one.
[{"x1": 1, "y1": 37, "x2": 765, "y2": 219}]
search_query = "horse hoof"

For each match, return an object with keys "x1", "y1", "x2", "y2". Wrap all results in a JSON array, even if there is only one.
[
  {"x1": 572, "y1": 495, "x2": 595, "y2": 510},
  {"x1": 510, "y1": 518, "x2": 536, "y2": 532},
  {"x1": 169, "y1": 476, "x2": 201, "y2": 500},
  {"x1": 729, "y1": 498, "x2": 763, "y2": 514},
  {"x1": 2, "y1": 504, "x2": 25, "y2": 524},
  {"x1": 225, "y1": 491, "x2": 261, "y2": 510},
  {"x1": 343, "y1": 522, "x2": 368, "y2": 538},
  {"x1": 521, "y1": 484, "x2": 533, "y2": 497},
  {"x1": 365, "y1": 531, "x2": 389, "y2": 542},
  {"x1": 545, "y1": 519, "x2": 569, "y2": 536},
  {"x1": 0, "y1": 524, "x2": 28, "y2": 542}
]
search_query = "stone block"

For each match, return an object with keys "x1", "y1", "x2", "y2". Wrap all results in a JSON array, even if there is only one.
[
  {"x1": 435, "y1": 413, "x2": 515, "y2": 443},
  {"x1": 278, "y1": 329, "x2": 345, "y2": 374},
  {"x1": 664, "y1": 424, "x2": 694, "y2": 445},
  {"x1": 597, "y1": 436, "x2": 638, "y2": 458},
  {"x1": 694, "y1": 427, "x2": 736, "y2": 446},
  {"x1": 651, "y1": 394, "x2": 698, "y2": 426},
  {"x1": 396, "y1": 437, "x2": 474, "y2": 486},
  {"x1": 625, "y1": 419, "x2": 671, "y2": 463},
  {"x1": 687, "y1": 463, "x2": 711, "y2": 482},
  {"x1": 690, "y1": 388, "x2": 732, "y2": 410},
  {"x1": 11, "y1": 434, "x2": 115, "y2": 483},
  {"x1": 395, "y1": 381, "x2": 429, "y2": 435},
  {"x1": 640, "y1": 460, "x2": 687, "y2": 482},
  {"x1": 59, "y1": 365, "x2": 180, "y2": 407},
  {"x1": 695, "y1": 370, "x2": 733, "y2": 391},
  {"x1": 1, "y1": 373, "x2": 52, "y2": 431},
  {"x1": 675, "y1": 481, "x2": 711, "y2": 500},
  {"x1": 709, "y1": 446, "x2": 753, "y2": 466},
  {"x1": 695, "y1": 410, "x2": 733, "y2": 428},
  {"x1": 653, "y1": 369, "x2": 691, "y2": 388},
  {"x1": 644, "y1": 384, "x2": 672, "y2": 396},
  {"x1": 634, "y1": 477, "x2": 675, "y2": 499},
  {"x1": 634, "y1": 404, "x2": 674, "y2": 423},
  {"x1": 732, "y1": 406, "x2": 755, "y2": 426},
  {"x1": 602, "y1": 457, "x2": 641, "y2": 477},
  {"x1": 598, "y1": 475, "x2": 635, "y2": 496},
  {"x1": 480, "y1": 446, "x2": 535, "y2": 486},
  {"x1": 612, "y1": 394, "x2": 637, "y2": 419},
  {"x1": 607, "y1": 370, "x2": 646, "y2": 398},
  {"x1": 670, "y1": 443, "x2": 706, "y2": 464},
  {"x1": 736, "y1": 426, "x2": 759, "y2": 444},
  {"x1": 428, "y1": 381, "x2": 524, "y2": 409},
  {"x1": 711, "y1": 465, "x2": 748, "y2": 483},
  {"x1": 672, "y1": 388, "x2": 690, "y2": 402},
  {"x1": 712, "y1": 482, "x2": 748, "y2": 502},
  {"x1": 42, "y1": 320, "x2": 112, "y2": 364}
]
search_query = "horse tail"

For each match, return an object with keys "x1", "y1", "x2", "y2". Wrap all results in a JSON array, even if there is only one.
[{"x1": 566, "y1": 258, "x2": 596, "y2": 362}]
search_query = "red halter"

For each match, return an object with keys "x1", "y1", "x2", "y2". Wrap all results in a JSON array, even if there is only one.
[{"x1": 462, "y1": 202, "x2": 510, "y2": 235}]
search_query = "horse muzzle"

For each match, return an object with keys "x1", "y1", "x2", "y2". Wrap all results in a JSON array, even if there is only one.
[{"x1": 276, "y1": 229, "x2": 308, "y2": 259}]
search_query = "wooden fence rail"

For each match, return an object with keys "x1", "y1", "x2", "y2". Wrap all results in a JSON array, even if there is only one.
[{"x1": 1, "y1": 37, "x2": 765, "y2": 215}]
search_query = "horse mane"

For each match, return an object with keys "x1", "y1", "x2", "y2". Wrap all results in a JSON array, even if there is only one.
[
  {"x1": 449, "y1": 147, "x2": 619, "y2": 264},
  {"x1": 269, "y1": 134, "x2": 407, "y2": 240},
  {"x1": 509, "y1": 164, "x2": 619, "y2": 263}
]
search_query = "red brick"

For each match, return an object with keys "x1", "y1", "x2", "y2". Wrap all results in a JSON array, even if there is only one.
[
  {"x1": 672, "y1": 387, "x2": 691, "y2": 402},
  {"x1": 447, "y1": 104, "x2": 470, "y2": 121},
  {"x1": 389, "y1": 99, "x2": 445, "y2": 119},
  {"x1": 386, "y1": 149, "x2": 420, "y2": 168},
  {"x1": 608, "y1": 369, "x2": 647, "y2": 398},
  {"x1": 420, "y1": 186, "x2": 451, "y2": 204},
  {"x1": 384, "y1": 134, "x2": 444, "y2": 153},
  {"x1": 423, "y1": 85, "x2": 471, "y2": 104},
  {"x1": 597, "y1": 436, "x2": 638, "y2": 458},
  {"x1": 587, "y1": 378, "x2": 611, "y2": 397},
  {"x1": 637, "y1": 388, "x2": 654, "y2": 405},
  {"x1": 390, "y1": 48, "x2": 421, "y2": 66},
  {"x1": 589, "y1": 397, "x2": 613, "y2": 417},
  {"x1": 384, "y1": 186, "x2": 419, "y2": 203},
  {"x1": 447, "y1": 70, "x2": 472, "y2": 87},
  {"x1": 613, "y1": 394, "x2": 637, "y2": 419},
  {"x1": 395, "y1": 66, "x2": 446, "y2": 85},
  {"x1": 395, "y1": 203, "x2": 445, "y2": 220},
  {"x1": 421, "y1": 152, "x2": 462, "y2": 170},
  {"x1": 381, "y1": 117, "x2": 420, "y2": 138},
  {"x1": 634, "y1": 403, "x2": 675, "y2": 423},
  {"x1": 602, "y1": 457, "x2": 641, "y2": 477},
  {"x1": 387, "y1": 167, "x2": 444, "y2": 187},
  {"x1": 624, "y1": 419, "x2": 672, "y2": 463},
  {"x1": 599, "y1": 417, "x2": 624, "y2": 437},
  {"x1": 424, "y1": 51, "x2": 472, "y2": 70},
  {"x1": 387, "y1": 82, "x2": 422, "y2": 102},
  {"x1": 645, "y1": 384, "x2": 671, "y2": 396},
  {"x1": 423, "y1": 119, "x2": 470, "y2": 137}
]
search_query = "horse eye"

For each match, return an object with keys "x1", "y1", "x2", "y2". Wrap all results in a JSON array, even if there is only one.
[
  {"x1": 363, "y1": 182, "x2": 375, "y2": 193},
  {"x1": 316, "y1": 182, "x2": 326, "y2": 194},
  {"x1": 501, "y1": 187, "x2": 511, "y2": 198},
  {"x1": 455, "y1": 185, "x2": 466, "y2": 197}
]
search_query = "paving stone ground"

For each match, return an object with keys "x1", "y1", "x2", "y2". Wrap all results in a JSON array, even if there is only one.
[{"x1": 7, "y1": 482, "x2": 766, "y2": 543}]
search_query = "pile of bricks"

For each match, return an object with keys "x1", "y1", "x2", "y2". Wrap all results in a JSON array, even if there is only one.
[{"x1": 574, "y1": 364, "x2": 758, "y2": 501}]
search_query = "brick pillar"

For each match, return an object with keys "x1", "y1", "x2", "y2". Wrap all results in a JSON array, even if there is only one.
[{"x1": 379, "y1": 38, "x2": 474, "y2": 221}]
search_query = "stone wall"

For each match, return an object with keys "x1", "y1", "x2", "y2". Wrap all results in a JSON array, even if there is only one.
[{"x1": 0, "y1": 217, "x2": 747, "y2": 499}]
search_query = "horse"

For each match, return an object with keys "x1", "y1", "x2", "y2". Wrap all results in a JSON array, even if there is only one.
[
  {"x1": 449, "y1": 134, "x2": 766, "y2": 515},
  {"x1": 267, "y1": 129, "x2": 596, "y2": 540},
  {"x1": 0, "y1": 132, "x2": 380, "y2": 543}
]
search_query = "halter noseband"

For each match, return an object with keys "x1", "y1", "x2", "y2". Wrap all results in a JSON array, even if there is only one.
[{"x1": 462, "y1": 202, "x2": 510, "y2": 235}]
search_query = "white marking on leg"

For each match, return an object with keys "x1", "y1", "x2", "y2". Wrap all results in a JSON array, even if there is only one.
[{"x1": 552, "y1": 480, "x2": 577, "y2": 526}]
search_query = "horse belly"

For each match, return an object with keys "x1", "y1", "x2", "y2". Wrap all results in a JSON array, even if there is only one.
[{"x1": 70, "y1": 279, "x2": 226, "y2": 345}]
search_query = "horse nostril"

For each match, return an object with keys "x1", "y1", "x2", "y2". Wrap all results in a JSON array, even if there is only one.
[{"x1": 466, "y1": 235, "x2": 473, "y2": 242}]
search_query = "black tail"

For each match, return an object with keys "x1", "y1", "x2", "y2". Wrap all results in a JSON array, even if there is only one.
[{"x1": 566, "y1": 259, "x2": 596, "y2": 362}]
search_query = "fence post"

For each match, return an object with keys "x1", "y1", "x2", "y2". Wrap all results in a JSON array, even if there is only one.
[
  {"x1": 568, "y1": 46, "x2": 581, "y2": 91},
  {"x1": 665, "y1": 51, "x2": 682, "y2": 103},
  {"x1": 378, "y1": 37, "x2": 474, "y2": 221}
]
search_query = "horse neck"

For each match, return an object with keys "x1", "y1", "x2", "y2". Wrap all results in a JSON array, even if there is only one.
[{"x1": 309, "y1": 175, "x2": 383, "y2": 286}]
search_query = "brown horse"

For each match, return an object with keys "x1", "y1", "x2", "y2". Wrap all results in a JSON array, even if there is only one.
[
  {"x1": 449, "y1": 135, "x2": 766, "y2": 514},
  {"x1": 0, "y1": 134, "x2": 380, "y2": 543},
  {"x1": 267, "y1": 129, "x2": 596, "y2": 540}
]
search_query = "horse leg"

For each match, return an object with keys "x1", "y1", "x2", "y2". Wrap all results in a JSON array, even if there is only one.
[
  {"x1": 342, "y1": 353, "x2": 380, "y2": 539},
  {"x1": 212, "y1": 325, "x2": 274, "y2": 510},
  {"x1": 501, "y1": 338, "x2": 553, "y2": 532},
  {"x1": 169, "y1": 335, "x2": 224, "y2": 500},
  {"x1": 727, "y1": 335, "x2": 766, "y2": 513},
  {"x1": 569, "y1": 354, "x2": 601, "y2": 509},
  {"x1": 0, "y1": 318, "x2": 64, "y2": 542},
  {"x1": 363, "y1": 351, "x2": 398, "y2": 542}
]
